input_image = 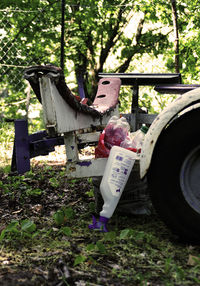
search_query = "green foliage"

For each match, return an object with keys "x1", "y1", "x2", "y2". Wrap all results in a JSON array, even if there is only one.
[
  {"x1": 3, "y1": 0, "x2": 198, "y2": 120},
  {"x1": 74, "y1": 254, "x2": 87, "y2": 266},
  {"x1": 60, "y1": 226, "x2": 72, "y2": 236},
  {"x1": 49, "y1": 177, "x2": 60, "y2": 188},
  {"x1": 85, "y1": 188, "x2": 94, "y2": 198},
  {"x1": 104, "y1": 230, "x2": 117, "y2": 241},
  {"x1": 119, "y1": 228, "x2": 132, "y2": 239},
  {"x1": 96, "y1": 240, "x2": 107, "y2": 254},
  {"x1": 0, "y1": 1, "x2": 61, "y2": 121},
  {"x1": 1, "y1": 166, "x2": 200, "y2": 284},
  {"x1": 0, "y1": 219, "x2": 37, "y2": 242},
  {"x1": 119, "y1": 86, "x2": 132, "y2": 113},
  {"x1": 0, "y1": 121, "x2": 14, "y2": 166},
  {"x1": 26, "y1": 188, "x2": 43, "y2": 197},
  {"x1": 21, "y1": 219, "x2": 37, "y2": 233},
  {"x1": 53, "y1": 210, "x2": 65, "y2": 226},
  {"x1": 53, "y1": 207, "x2": 74, "y2": 226}
]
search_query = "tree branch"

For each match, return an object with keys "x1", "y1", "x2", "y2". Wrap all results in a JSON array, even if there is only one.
[
  {"x1": 115, "y1": 16, "x2": 145, "y2": 73},
  {"x1": 98, "y1": 0, "x2": 131, "y2": 73}
]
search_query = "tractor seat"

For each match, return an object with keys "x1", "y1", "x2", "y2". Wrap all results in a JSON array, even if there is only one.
[{"x1": 24, "y1": 65, "x2": 121, "y2": 118}]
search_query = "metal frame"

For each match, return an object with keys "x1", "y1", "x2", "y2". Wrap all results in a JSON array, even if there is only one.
[
  {"x1": 12, "y1": 72, "x2": 184, "y2": 176},
  {"x1": 99, "y1": 73, "x2": 182, "y2": 131},
  {"x1": 11, "y1": 119, "x2": 64, "y2": 174}
]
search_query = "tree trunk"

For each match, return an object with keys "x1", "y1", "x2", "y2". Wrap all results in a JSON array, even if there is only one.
[{"x1": 170, "y1": 0, "x2": 180, "y2": 73}]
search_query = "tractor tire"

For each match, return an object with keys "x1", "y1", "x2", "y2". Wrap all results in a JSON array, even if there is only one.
[{"x1": 148, "y1": 107, "x2": 200, "y2": 243}]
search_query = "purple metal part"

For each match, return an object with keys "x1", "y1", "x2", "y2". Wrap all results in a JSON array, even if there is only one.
[
  {"x1": 11, "y1": 119, "x2": 64, "y2": 174},
  {"x1": 29, "y1": 136, "x2": 64, "y2": 158},
  {"x1": 77, "y1": 161, "x2": 92, "y2": 167},
  {"x1": 11, "y1": 119, "x2": 30, "y2": 174},
  {"x1": 77, "y1": 72, "x2": 85, "y2": 99},
  {"x1": 28, "y1": 130, "x2": 47, "y2": 142}
]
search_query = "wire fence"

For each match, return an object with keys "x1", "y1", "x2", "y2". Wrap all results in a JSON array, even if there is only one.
[
  {"x1": 1, "y1": 9, "x2": 34, "y2": 95},
  {"x1": 0, "y1": 4, "x2": 62, "y2": 101}
]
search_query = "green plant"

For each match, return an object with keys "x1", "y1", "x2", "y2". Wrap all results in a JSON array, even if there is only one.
[
  {"x1": 85, "y1": 188, "x2": 94, "y2": 198},
  {"x1": 21, "y1": 219, "x2": 37, "y2": 234},
  {"x1": 0, "y1": 121, "x2": 14, "y2": 167},
  {"x1": 49, "y1": 177, "x2": 60, "y2": 188},
  {"x1": 119, "y1": 228, "x2": 134, "y2": 239},
  {"x1": 26, "y1": 188, "x2": 43, "y2": 197},
  {"x1": 74, "y1": 240, "x2": 107, "y2": 267},
  {"x1": 59, "y1": 226, "x2": 72, "y2": 236},
  {"x1": 68, "y1": 179, "x2": 77, "y2": 188},
  {"x1": 53, "y1": 207, "x2": 74, "y2": 226},
  {"x1": 86, "y1": 238, "x2": 107, "y2": 255},
  {"x1": 0, "y1": 219, "x2": 37, "y2": 242},
  {"x1": 74, "y1": 255, "x2": 87, "y2": 267}
]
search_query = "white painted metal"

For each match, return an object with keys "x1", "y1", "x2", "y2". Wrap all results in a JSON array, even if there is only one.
[
  {"x1": 76, "y1": 131, "x2": 101, "y2": 144},
  {"x1": 64, "y1": 132, "x2": 79, "y2": 162},
  {"x1": 66, "y1": 155, "x2": 140, "y2": 178},
  {"x1": 39, "y1": 76, "x2": 57, "y2": 130},
  {"x1": 39, "y1": 76, "x2": 119, "y2": 135},
  {"x1": 39, "y1": 76, "x2": 123, "y2": 179},
  {"x1": 66, "y1": 158, "x2": 108, "y2": 178},
  {"x1": 140, "y1": 87, "x2": 200, "y2": 179}
]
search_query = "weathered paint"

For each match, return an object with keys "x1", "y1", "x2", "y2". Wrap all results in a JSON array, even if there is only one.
[
  {"x1": 140, "y1": 87, "x2": 200, "y2": 179},
  {"x1": 39, "y1": 76, "x2": 119, "y2": 134},
  {"x1": 76, "y1": 132, "x2": 101, "y2": 144},
  {"x1": 39, "y1": 77, "x2": 57, "y2": 131},
  {"x1": 77, "y1": 161, "x2": 92, "y2": 167},
  {"x1": 66, "y1": 158, "x2": 108, "y2": 178}
]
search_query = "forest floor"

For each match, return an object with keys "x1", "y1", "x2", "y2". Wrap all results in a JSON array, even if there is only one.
[{"x1": 1, "y1": 156, "x2": 200, "y2": 285}]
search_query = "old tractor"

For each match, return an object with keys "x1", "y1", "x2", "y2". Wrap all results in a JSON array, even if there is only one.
[{"x1": 11, "y1": 65, "x2": 200, "y2": 242}]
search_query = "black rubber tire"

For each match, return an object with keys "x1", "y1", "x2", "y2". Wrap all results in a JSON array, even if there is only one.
[{"x1": 148, "y1": 107, "x2": 200, "y2": 243}]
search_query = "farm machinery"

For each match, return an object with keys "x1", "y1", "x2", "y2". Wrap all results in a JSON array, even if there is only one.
[{"x1": 11, "y1": 65, "x2": 200, "y2": 243}]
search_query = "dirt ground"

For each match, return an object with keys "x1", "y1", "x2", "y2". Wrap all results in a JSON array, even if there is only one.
[{"x1": 1, "y1": 161, "x2": 200, "y2": 286}]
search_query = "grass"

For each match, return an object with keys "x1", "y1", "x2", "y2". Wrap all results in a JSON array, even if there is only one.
[
  {"x1": 0, "y1": 121, "x2": 14, "y2": 167},
  {"x1": 1, "y1": 164, "x2": 200, "y2": 285},
  {"x1": 1, "y1": 121, "x2": 200, "y2": 285}
]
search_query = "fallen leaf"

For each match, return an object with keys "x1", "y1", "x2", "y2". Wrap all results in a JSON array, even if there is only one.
[
  {"x1": 2, "y1": 260, "x2": 10, "y2": 265},
  {"x1": 12, "y1": 209, "x2": 22, "y2": 214},
  {"x1": 187, "y1": 255, "x2": 200, "y2": 266},
  {"x1": 31, "y1": 204, "x2": 43, "y2": 213}
]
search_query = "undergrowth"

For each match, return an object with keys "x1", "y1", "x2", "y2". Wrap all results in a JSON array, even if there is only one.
[
  {"x1": 0, "y1": 118, "x2": 200, "y2": 285},
  {"x1": 0, "y1": 165, "x2": 200, "y2": 285}
]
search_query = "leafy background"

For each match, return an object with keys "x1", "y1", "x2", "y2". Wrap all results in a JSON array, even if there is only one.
[
  {"x1": 1, "y1": 1, "x2": 200, "y2": 285},
  {"x1": 1, "y1": 0, "x2": 200, "y2": 122}
]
